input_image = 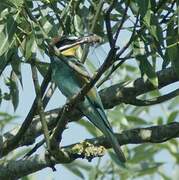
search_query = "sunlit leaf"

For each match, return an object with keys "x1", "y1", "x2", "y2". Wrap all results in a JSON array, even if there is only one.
[
  {"x1": 168, "y1": 111, "x2": 179, "y2": 123},
  {"x1": 137, "y1": 55, "x2": 158, "y2": 87},
  {"x1": 0, "y1": 13, "x2": 17, "y2": 56}
]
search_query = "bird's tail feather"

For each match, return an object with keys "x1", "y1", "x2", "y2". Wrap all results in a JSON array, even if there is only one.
[
  {"x1": 106, "y1": 129, "x2": 126, "y2": 163},
  {"x1": 82, "y1": 102, "x2": 126, "y2": 162}
]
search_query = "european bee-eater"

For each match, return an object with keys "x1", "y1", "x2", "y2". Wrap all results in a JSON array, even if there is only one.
[{"x1": 51, "y1": 35, "x2": 126, "y2": 162}]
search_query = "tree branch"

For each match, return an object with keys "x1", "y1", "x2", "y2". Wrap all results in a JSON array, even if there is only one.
[
  {"x1": 127, "y1": 88, "x2": 179, "y2": 106},
  {"x1": 1, "y1": 122, "x2": 179, "y2": 179},
  {"x1": 1, "y1": 67, "x2": 178, "y2": 156},
  {"x1": 105, "y1": 0, "x2": 117, "y2": 47},
  {"x1": 31, "y1": 62, "x2": 51, "y2": 151},
  {"x1": 81, "y1": 0, "x2": 104, "y2": 63},
  {"x1": 100, "y1": 67, "x2": 179, "y2": 108},
  {"x1": 1, "y1": 67, "x2": 52, "y2": 157}
]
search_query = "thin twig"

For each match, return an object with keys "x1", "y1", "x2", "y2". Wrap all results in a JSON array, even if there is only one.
[
  {"x1": 31, "y1": 62, "x2": 51, "y2": 151},
  {"x1": 97, "y1": 60, "x2": 125, "y2": 87},
  {"x1": 49, "y1": 2, "x2": 66, "y2": 34},
  {"x1": 1, "y1": 67, "x2": 178, "y2": 156},
  {"x1": 116, "y1": 13, "x2": 139, "y2": 58},
  {"x1": 50, "y1": 106, "x2": 68, "y2": 149},
  {"x1": 1, "y1": 67, "x2": 52, "y2": 157},
  {"x1": 97, "y1": 14, "x2": 139, "y2": 87},
  {"x1": 105, "y1": 0, "x2": 117, "y2": 47},
  {"x1": 113, "y1": 0, "x2": 130, "y2": 44},
  {"x1": 160, "y1": 1, "x2": 175, "y2": 23},
  {"x1": 42, "y1": 83, "x2": 56, "y2": 108},
  {"x1": 81, "y1": 0, "x2": 104, "y2": 63}
]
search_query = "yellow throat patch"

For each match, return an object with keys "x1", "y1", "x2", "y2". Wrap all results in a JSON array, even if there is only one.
[{"x1": 61, "y1": 45, "x2": 80, "y2": 57}]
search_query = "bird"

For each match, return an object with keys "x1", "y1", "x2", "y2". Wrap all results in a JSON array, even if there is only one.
[{"x1": 50, "y1": 35, "x2": 126, "y2": 163}]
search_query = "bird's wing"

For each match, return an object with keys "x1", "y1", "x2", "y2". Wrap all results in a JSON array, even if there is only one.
[
  {"x1": 68, "y1": 58, "x2": 91, "y2": 80},
  {"x1": 84, "y1": 88, "x2": 126, "y2": 163},
  {"x1": 87, "y1": 87, "x2": 113, "y2": 130},
  {"x1": 70, "y1": 58, "x2": 105, "y2": 110},
  {"x1": 71, "y1": 60, "x2": 112, "y2": 130},
  {"x1": 64, "y1": 58, "x2": 125, "y2": 162}
]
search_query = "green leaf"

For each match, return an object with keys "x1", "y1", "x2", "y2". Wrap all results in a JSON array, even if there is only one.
[
  {"x1": 166, "y1": 28, "x2": 179, "y2": 77},
  {"x1": 0, "y1": 31, "x2": 9, "y2": 56},
  {"x1": 167, "y1": 111, "x2": 179, "y2": 123},
  {"x1": 7, "y1": 71, "x2": 19, "y2": 111},
  {"x1": 74, "y1": 14, "x2": 84, "y2": 35},
  {"x1": 0, "y1": 47, "x2": 19, "y2": 76},
  {"x1": 168, "y1": 96, "x2": 179, "y2": 110},
  {"x1": 166, "y1": 17, "x2": 179, "y2": 72},
  {"x1": 132, "y1": 37, "x2": 145, "y2": 57},
  {"x1": 63, "y1": 163, "x2": 85, "y2": 179},
  {"x1": 10, "y1": 50, "x2": 22, "y2": 86},
  {"x1": 35, "y1": 61, "x2": 49, "y2": 77},
  {"x1": 66, "y1": 160, "x2": 91, "y2": 171},
  {"x1": 5, "y1": 0, "x2": 24, "y2": 8},
  {"x1": 0, "y1": 112, "x2": 17, "y2": 129},
  {"x1": 3, "y1": 92, "x2": 11, "y2": 101},
  {"x1": 42, "y1": 18, "x2": 53, "y2": 34},
  {"x1": 77, "y1": 119, "x2": 99, "y2": 136},
  {"x1": 109, "y1": 151, "x2": 126, "y2": 167},
  {"x1": 157, "y1": 117, "x2": 163, "y2": 125},
  {"x1": 159, "y1": 172, "x2": 171, "y2": 180},
  {"x1": 130, "y1": 105, "x2": 149, "y2": 116},
  {"x1": 137, "y1": 162, "x2": 163, "y2": 176},
  {"x1": 25, "y1": 33, "x2": 37, "y2": 60},
  {"x1": 129, "y1": 145, "x2": 158, "y2": 164},
  {"x1": 136, "y1": 0, "x2": 150, "y2": 20},
  {"x1": 126, "y1": 116, "x2": 148, "y2": 125},
  {"x1": 108, "y1": 107, "x2": 128, "y2": 127},
  {"x1": 137, "y1": 55, "x2": 158, "y2": 87},
  {"x1": 0, "y1": 14, "x2": 17, "y2": 56},
  {"x1": 130, "y1": 1, "x2": 139, "y2": 15},
  {"x1": 0, "y1": 54, "x2": 9, "y2": 74},
  {"x1": 39, "y1": 13, "x2": 59, "y2": 37}
]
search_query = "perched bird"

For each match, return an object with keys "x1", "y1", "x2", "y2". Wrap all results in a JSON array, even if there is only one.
[{"x1": 50, "y1": 35, "x2": 126, "y2": 163}]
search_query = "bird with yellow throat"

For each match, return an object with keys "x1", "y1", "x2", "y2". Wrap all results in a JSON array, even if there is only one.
[{"x1": 50, "y1": 34, "x2": 126, "y2": 163}]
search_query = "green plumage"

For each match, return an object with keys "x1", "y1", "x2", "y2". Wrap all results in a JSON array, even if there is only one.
[{"x1": 51, "y1": 55, "x2": 125, "y2": 162}]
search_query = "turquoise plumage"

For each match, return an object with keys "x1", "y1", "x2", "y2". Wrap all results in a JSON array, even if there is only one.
[{"x1": 51, "y1": 55, "x2": 125, "y2": 163}]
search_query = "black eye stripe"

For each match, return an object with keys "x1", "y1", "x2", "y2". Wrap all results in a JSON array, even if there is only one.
[{"x1": 55, "y1": 38, "x2": 78, "y2": 48}]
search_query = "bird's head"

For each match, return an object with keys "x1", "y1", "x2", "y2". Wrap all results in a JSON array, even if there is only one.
[
  {"x1": 51, "y1": 34, "x2": 102, "y2": 57},
  {"x1": 52, "y1": 36, "x2": 80, "y2": 57}
]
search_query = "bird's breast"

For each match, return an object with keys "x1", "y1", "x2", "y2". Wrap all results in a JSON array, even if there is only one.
[{"x1": 51, "y1": 57, "x2": 82, "y2": 98}]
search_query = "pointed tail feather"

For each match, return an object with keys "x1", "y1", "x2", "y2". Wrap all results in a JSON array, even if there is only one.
[
  {"x1": 106, "y1": 129, "x2": 126, "y2": 162},
  {"x1": 81, "y1": 103, "x2": 126, "y2": 162}
]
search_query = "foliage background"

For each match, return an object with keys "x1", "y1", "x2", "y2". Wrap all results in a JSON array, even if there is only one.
[{"x1": 0, "y1": 0, "x2": 178, "y2": 179}]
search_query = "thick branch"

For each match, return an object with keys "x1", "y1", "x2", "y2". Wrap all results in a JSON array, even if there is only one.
[
  {"x1": 1, "y1": 67, "x2": 178, "y2": 155},
  {"x1": 1, "y1": 122, "x2": 179, "y2": 179},
  {"x1": 100, "y1": 67, "x2": 179, "y2": 108}
]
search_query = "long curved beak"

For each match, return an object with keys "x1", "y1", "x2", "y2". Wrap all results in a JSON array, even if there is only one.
[{"x1": 58, "y1": 34, "x2": 102, "y2": 52}]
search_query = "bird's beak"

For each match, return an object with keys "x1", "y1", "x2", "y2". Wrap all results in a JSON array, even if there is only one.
[{"x1": 54, "y1": 34, "x2": 102, "y2": 53}]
